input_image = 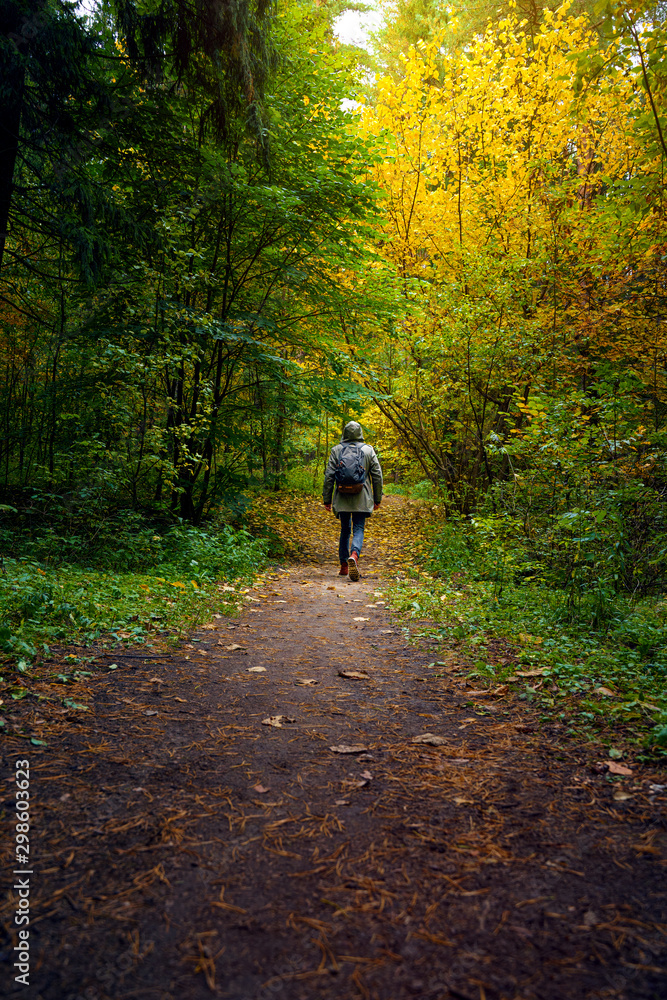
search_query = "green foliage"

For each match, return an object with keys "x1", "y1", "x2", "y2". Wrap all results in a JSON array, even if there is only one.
[
  {"x1": 0, "y1": 0, "x2": 385, "y2": 526},
  {"x1": 162, "y1": 522, "x2": 267, "y2": 579},
  {"x1": 0, "y1": 514, "x2": 268, "y2": 675},
  {"x1": 393, "y1": 516, "x2": 667, "y2": 746},
  {"x1": 1, "y1": 493, "x2": 267, "y2": 575}
]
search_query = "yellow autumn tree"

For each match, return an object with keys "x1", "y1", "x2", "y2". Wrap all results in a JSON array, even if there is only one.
[{"x1": 358, "y1": 2, "x2": 667, "y2": 514}]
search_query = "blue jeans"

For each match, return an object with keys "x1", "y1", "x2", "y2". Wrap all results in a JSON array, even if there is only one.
[{"x1": 339, "y1": 512, "x2": 367, "y2": 564}]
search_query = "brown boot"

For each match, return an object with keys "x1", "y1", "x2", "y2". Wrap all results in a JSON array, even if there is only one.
[
  {"x1": 338, "y1": 563, "x2": 349, "y2": 576},
  {"x1": 348, "y1": 551, "x2": 360, "y2": 582}
]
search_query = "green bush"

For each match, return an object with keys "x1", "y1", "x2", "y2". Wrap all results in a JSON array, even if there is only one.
[
  {"x1": 161, "y1": 523, "x2": 267, "y2": 579},
  {"x1": 0, "y1": 488, "x2": 268, "y2": 577}
]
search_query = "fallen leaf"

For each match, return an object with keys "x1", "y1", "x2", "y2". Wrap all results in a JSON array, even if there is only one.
[
  {"x1": 454, "y1": 796, "x2": 474, "y2": 805},
  {"x1": 334, "y1": 799, "x2": 350, "y2": 806},
  {"x1": 353, "y1": 617, "x2": 370, "y2": 622},
  {"x1": 63, "y1": 698, "x2": 89, "y2": 711},
  {"x1": 412, "y1": 733, "x2": 447, "y2": 746},
  {"x1": 613, "y1": 790, "x2": 633, "y2": 802},
  {"x1": 360, "y1": 770, "x2": 373, "y2": 780},
  {"x1": 143, "y1": 710, "x2": 158, "y2": 716},
  {"x1": 379, "y1": 629, "x2": 394, "y2": 635},
  {"x1": 262, "y1": 715, "x2": 296, "y2": 728},
  {"x1": 608, "y1": 747, "x2": 623, "y2": 760},
  {"x1": 295, "y1": 678, "x2": 318, "y2": 686},
  {"x1": 224, "y1": 643, "x2": 246, "y2": 652},
  {"x1": 329, "y1": 744, "x2": 368, "y2": 754},
  {"x1": 338, "y1": 669, "x2": 370, "y2": 680},
  {"x1": 174, "y1": 697, "x2": 188, "y2": 703},
  {"x1": 252, "y1": 784, "x2": 269, "y2": 793},
  {"x1": 595, "y1": 686, "x2": 615, "y2": 697},
  {"x1": 248, "y1": 666, "x2": 267, "y2": 673},
  {"x1": 514, "y1": 669, "x2": 546, "y2": 678},
  {"x1": 608, "y1": 761, "x2": 633, "y2": 776}
]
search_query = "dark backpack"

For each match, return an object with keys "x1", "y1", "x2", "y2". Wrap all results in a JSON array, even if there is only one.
[{"x1": 334, "y1": 442, "x2": 366, "y2": 494}]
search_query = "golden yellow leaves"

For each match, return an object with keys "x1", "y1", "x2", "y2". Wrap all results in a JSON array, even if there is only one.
[
  {"x1": 247, "y1": 490, "x2": 438, "y2": 580},
  {"x1": 364, "y1": 7, "x2": 638, "y2": 286}
]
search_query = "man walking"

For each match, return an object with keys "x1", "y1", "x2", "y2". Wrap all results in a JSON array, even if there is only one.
[{"x1": 323, "y1": 420, "x2": 383, "y2": 580}]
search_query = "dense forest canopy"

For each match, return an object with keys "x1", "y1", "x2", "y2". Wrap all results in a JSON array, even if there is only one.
[{"x1": 2, "y1": 0, "x2": 667, "y2": 598}]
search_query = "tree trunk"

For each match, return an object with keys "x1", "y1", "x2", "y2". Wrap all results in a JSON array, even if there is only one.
[{"x1": 0, "y1": 60, "x2": 24, "y2": 272}]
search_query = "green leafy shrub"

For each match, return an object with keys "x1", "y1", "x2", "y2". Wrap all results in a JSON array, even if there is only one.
[
  {"x1": 0, "y1": 488, "x2": 268, "y2": 576},
  {"x1": 161, "y1": 523, "x2": 267, "y2": 579},
  {"x1": 411, "y1": 479, "x2": 436, "y2": 499}
]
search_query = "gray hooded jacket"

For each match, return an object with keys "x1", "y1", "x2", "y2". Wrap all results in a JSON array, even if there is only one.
[{"x1": 323, "y1": 421, "x2": 383, "y2": 516}]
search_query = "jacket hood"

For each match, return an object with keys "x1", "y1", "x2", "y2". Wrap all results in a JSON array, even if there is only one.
[{"x1": 341, "y1": 421, "x2": 365, "y2": 443}]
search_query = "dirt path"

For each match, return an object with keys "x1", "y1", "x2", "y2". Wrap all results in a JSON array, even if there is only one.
[{"x1": 2, "y1": 504, "x2": 666, "y2": 1000}]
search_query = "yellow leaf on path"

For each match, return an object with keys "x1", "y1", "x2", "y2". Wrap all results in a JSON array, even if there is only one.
[
  {"x1": 412, "y1": 733, "x2": 447, "y2": 746},
  {"x1": 353, "y1": 617, "x2": 369, "y2": 622},
  {"x1": 262, "y1": 715, "x2": 296, "y2": 728},
  {"x1": 223, "y1": 643, "x2": 245, "y2": 651},
  {"x1": 248, "y1": 666, "x2": 266, "y2": 673},
  {"x1": 608, "y1": 761, "x2": 633, "y2": 776}
]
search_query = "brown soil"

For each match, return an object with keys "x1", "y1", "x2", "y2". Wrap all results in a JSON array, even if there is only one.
[{"x1": 1, "y1": 502, "x2": 666, "y2": 1000}]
